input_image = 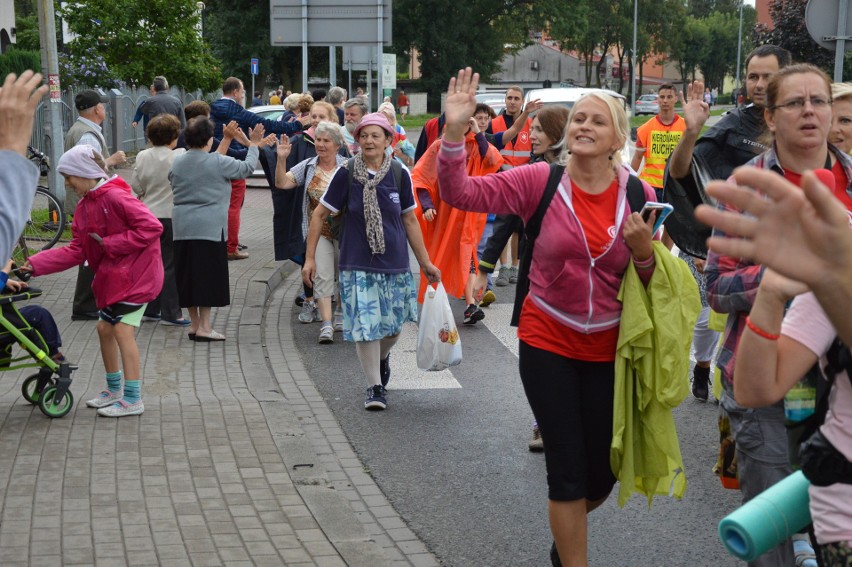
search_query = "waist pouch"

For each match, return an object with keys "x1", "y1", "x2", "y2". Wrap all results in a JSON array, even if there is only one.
[{"x1": 799, "y1": 430, "x2": 852, "y2": 486}]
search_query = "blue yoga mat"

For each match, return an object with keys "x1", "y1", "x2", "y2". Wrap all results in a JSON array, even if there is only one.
[{"x1": 718, "y1": 471, "x2": 812, "y2": 561}]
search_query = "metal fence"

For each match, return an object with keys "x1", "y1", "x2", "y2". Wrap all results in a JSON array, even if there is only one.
[{"x1": 29, "y1": 85, "x2": 221, "y2": 159}]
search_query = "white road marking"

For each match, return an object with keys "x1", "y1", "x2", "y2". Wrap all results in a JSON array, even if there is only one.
[{"x1": 387, "y1": 321, "x2": 462, "y2": 390}]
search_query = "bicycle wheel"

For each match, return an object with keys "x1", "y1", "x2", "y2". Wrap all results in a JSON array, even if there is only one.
[{"x1": 19, "y1": 187, "x2": 65, "y2": 254}]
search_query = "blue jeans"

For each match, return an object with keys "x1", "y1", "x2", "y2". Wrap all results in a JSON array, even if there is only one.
[
  {"x1": 19, "y1": 305, "x2": 61, "y2": 356},
  {"x1": 477, "y1": 222, "x2": 494, "y2": 288}
]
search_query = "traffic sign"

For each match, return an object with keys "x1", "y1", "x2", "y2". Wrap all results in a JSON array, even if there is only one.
[{"x1": 250, "y1": 58, "x2": 259, "y2": 76}]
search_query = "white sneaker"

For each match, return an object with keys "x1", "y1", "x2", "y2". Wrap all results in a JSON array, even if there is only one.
[
  {"x1": 298, "y1": 301, "x2": 318, "y2": 323},
  {"x1": 97, "y1": 400, "x2": 144, "y2": 417},
  {"x1": 86, "y1": 389, "x2": 123, "y2": 408}
]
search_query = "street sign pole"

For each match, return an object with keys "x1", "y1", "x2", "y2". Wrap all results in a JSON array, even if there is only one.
[
  {"x1": 376, "y1": 0, "x2": 383, "y2": 110},
  {"x1": 37, "y1": 0, "x2": 65, "y2": 205},
  {"x1": 301, "y1": 0, "x2": 309, "y2": 92},
  {"x1": 250, "y1": 58, "x2": 259, "y2": 104},
  {"x1": 835, "y1": 1, "x2": 848, "y2": 82},
  {"x1": 806, "y1": 0, "x2": 852, "y2": 82}
]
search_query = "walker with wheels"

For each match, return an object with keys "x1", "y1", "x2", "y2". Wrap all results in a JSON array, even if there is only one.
[{"x1": 0, "y1": 288, "x2": 74, "y2": 418}]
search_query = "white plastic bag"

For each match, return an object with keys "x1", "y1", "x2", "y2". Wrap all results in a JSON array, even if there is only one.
[{"x1": 416, "y1": 283, "x2": 463, "y2": 371}]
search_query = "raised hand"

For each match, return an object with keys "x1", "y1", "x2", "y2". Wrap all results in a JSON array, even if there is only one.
[
  {"x1": 222, "y1": 120, "x2": 240, "y2": 139},
  {"x1": 232, "y1": 127, "x2": 251, "y2": 147},
  {"x1": 276, "y1": 134, "x2": 292, "y2": 160},
  {"x1": 522, "y1": 98, "x2": 544, "y2": 117},
  {"x1": 261, "y1": 133, "x2": 277, "y2": 147},
  {"x1": 0, "y1": 70, "x2": 48, "y2": 156},
  {"x1": 679, "y1": 80, "x2": 710, "y2": 135},
  {"x1": 443, "y1": 67, "x2": 480, "y2": 141},
  {"x1": 248, "y1": 123, "x2": 266, "y2": 145}
]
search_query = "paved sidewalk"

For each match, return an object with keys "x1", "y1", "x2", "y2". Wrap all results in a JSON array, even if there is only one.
[{"x1": 0, "y1": 178, "x2": 440, "y2": 566}]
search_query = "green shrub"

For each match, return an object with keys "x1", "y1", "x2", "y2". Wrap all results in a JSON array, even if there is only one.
[{"x1": 0, "y1": 48, "x2": 42, "y2": 79}]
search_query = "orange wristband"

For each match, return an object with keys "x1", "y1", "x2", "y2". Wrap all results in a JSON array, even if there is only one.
[{"x1": 745, "y1": 316, "x2": 780, "y2": 341}]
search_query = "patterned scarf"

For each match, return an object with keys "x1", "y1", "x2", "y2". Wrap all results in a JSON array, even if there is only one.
[{"x1": 352, "y1": 152, "x2": 392, "y2": 255}]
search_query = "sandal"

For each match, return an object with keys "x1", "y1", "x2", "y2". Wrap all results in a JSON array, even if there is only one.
[{"x1": 195, "y1": 330, "x2": 226, "y2": 342}]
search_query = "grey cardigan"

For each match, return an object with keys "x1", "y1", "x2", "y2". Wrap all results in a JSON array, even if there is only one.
[{"x1": 169, "y1": 147, "x2": 258, "y2": 241}]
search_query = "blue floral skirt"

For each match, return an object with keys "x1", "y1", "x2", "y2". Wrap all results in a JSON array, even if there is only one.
[{"x1": 339, "y1": 270, "x2": 418, "y2": 342}]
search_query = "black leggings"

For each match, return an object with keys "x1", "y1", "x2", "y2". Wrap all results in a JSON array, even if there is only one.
[{"x1": 519, "y1": 340, "x2": 616, "y2": 501}]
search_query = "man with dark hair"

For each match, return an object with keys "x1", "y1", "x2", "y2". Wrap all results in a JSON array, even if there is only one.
[
  {"x1": 251, "y1": 91, "x2": 262, "y2": 107},
  {"x1": 209, "y1": 77, "x2": 308, "y2": 260},
  {"x1": 667, "y1": 45, "x2": 792, "y2": 195},
  {"x1": 666, "y1": 44, "x2": 811, "y2": 567},
  {"x1": 485, "y1": 85, "x2": 531, "y2": 170},
  {"x1": 133, "y1": 76, "x2": 185, "y2": 130},
  {"x1": 310, "y1": 88, "x2": 326, "y2": 102}
]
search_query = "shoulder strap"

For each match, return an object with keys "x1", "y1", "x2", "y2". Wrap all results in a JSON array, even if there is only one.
[
  {"x1": 525, "y1": 163, "x2": 565, "y2": 241},
  {"x1": 511, "y1": 163, "x2": 564, "y2": 327},
  {"x1": 390, "y1": 158, "x2": 403, "y2": 188},
  {"x1": 626, "y1": 174, "x2": 646, "y2": 213},
  {"x1": 346, "y1": 156, "x2": 357, "y2": 187}
]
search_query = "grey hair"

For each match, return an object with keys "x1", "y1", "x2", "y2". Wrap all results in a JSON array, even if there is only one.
[
  {"x1": 343, "y1": 97, "x2": 368, "y2": 117},
  {"x1": 314, "y1": 122, "x2": 345, "y2": 147},
  {"x1": 153, "y1": 76, "x2": 168, "y2": 92},
  {"x1": 327, "y1": 86, "x2": 346, "y2": 105}
]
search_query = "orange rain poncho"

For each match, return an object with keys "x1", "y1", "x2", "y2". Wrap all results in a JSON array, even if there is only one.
[{"x1": 411, "y1": 132, "x2": 503, "y2": 303}]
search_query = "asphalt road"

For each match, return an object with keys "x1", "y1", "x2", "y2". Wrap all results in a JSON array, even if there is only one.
[
  {"x1": 287, "y1": 276, "x2": 744, "y2": 567},
  {"x1": 269, "y1": 122, "x2": 746, "y2": 566}
]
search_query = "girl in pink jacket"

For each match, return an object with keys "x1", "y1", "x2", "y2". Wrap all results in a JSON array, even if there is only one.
[{"x1": 25, "y1": 145, "x2": 163, "y2": 417}]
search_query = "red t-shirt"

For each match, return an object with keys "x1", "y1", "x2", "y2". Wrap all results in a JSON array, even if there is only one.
[
  {"x1": 516, "y1": 178, "x2": 621, "y2": 362},
  {"x1": 782, "y1": 161, "x2": 851, "y2": 211}
]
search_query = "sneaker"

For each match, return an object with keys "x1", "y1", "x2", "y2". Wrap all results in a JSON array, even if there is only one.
[
  {"x1": 364, "y1": 385, "x2": 387, "y2": 410},
  {"x1": 495, "y1": 266, "x2": 511, "y2": 287},
  {"x1": 792, "y1": 534, "x2": 817, "y2": 567},
  {"x1": 480, "y1": 288, "x2": 496, "y2": 308},
  {"x1": 463, "y1": 304, "x2": 485, "y2": 325},
  {"x1": 160, "y1": 318, "x2": 191, "y2": 327},
  {"x1": 295, "y1": 292, "x2": 306, "y2": 307},
  {"x1": 380, "y1": 353, "x2": 391, "y2": 388},
  {"x1": 141, "y1": 314, "x2": 161, "y2": 322},
  {"x1": 97, "y1": 399, "x2": 144, "y2": 417},
  {"x1": 86, "y1": 389, "x2": 123, "y2": 408},
  {"x1": 528, "y1": 424, "x2": 544, "y2": 452},
  {"x1": 333, "y1": 310, "x2": 343, "y2": 332},
  {"x1": 692, "y1": 365, "x2": 710, "y2": 402},
  {"x1": 298, "y1": 300, "x2": 318, "y2": 323},
  {"x1": 318, "y1": 325, "x2": 334, "y2": 344},
  {"x1": 509, "y1": 265, "x2": 519, "y2": 284}
]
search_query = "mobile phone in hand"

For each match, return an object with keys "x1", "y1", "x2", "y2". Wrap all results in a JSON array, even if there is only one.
[{"x1": 639, "y1": 202, "x2": 674, "y2": 234}]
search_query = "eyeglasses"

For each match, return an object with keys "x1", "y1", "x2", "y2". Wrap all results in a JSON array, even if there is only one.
[{"x1": 771, "y1": 97, "x2": 833, "y2": 112}]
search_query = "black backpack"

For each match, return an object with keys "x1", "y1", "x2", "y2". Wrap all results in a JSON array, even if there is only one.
[
  {"x1": 797, "y1": 340, "x2": 852, "y2": 486},
  {"x1": 510, "y1": 164, "x2": 647, "y2": 326}
]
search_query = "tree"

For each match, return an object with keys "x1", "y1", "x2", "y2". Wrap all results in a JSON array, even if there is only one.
[
  {"x1": 393, "y1": 0, "x2": 548, "y2": 109},
  {"x1": 669, "y1": 15, "x2": 710, "y2": 89},
  {"x1": 59, "y1": 0, "x2": 221, "y2": 91},
  {"x1": 697, "y1": 11, "x2": 740, "y2": 90},
  {"x1": 753, "y1": 0, "x2": 833, "y2": 71}
]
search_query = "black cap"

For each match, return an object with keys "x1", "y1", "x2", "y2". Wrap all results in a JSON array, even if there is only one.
[{"x1": 75, "y1": 90, "x2": 107, "y2": 111}]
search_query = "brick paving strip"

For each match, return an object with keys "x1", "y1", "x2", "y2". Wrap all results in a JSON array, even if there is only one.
[{"x1": 0, "y1": 185, "x2": 439, "y2": 566}]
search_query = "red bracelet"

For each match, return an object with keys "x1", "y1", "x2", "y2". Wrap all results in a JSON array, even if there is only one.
[{"x1": 745, "y1": 316, "x2": 780, "y2": 341}]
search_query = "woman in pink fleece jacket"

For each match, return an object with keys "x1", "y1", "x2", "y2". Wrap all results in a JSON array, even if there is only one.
[
  {"x1": 438, "y1": 69, "x2": 658, "y2": 566},
  {"x1": 24, "y1": 145, "x2": 163, "y2": 418}
]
